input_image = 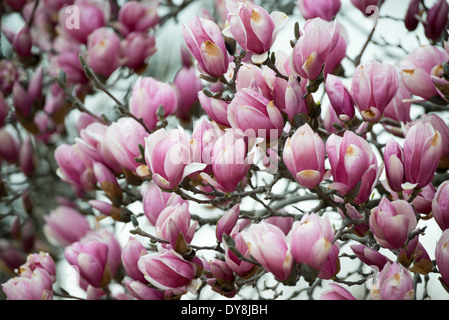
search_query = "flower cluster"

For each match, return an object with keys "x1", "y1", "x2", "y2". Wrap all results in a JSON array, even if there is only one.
[{"x1": 0, "y1": 0, "x2": 449, "y2": 302}]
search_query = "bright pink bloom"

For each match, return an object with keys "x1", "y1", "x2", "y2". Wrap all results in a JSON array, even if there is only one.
[
  {"x1": 320, "y1": 283, "x2": 356, "y2": 300},
  {"x1": 86, "y1": 27, "x2": 121, "y2": 78},
  {"x1": 104, "y1": 117, "x2": 148, "y2": 173},
  {"x1": 242, "y1": 222, "x2": 293, "y2": 281},
  {"x1": 290, "y1": 213, "x2": 334, "y2": 273},
  {"x1": 121, "y1": 31, "x2": 157, "y2": 71},
  {"x1": 225, "y1": 0, "x2": 288, "y2": 60},
  {"x1": 54, "y1": 143, "x2": 95, "y2": 192},
  {"x1": 326, "y1": 131, "x2": 381, "y2": 204},
  {"x1": 144, "y1": 128, "x2": 206, "y2": 190},
  {"x1": 433, "y1": 181, "x2": 449, "y2": 231},
  {"x1": 59, "y1": 0, "x2": 108, "y2": 44},
  {"x1": 2, "y1": 268, "x2": 53, "y2": 300},
  {"x1": 116, "y1": 0, "x2": 159, "y2": 36},
  {"x1": 370, "y1": 262, "x2": 414, "y2": 300},
  {"x1": 297, "y1": 0, "x2": 341, "y2": 21},
  {"x1": 350, "y1": 0, "x2": 383, "y2": 16},
  {"x1": 274, "y1": 73, "x2": 308, "y2": 121},
  {"x1": 122, "y1": 237, "x2": 148, "y2": 283},
  {"x1": 173, "y1": 64, "x2": 202, "y2": 122},
  {"x1": 325, "y1": 74, "x2": 355, "y2": 122},
  {"x1": 351, "y1": 244, "x2": 392, "y2": 271},
  {"x1": 129, "y1": 77, "x2": 178, "y2": 131},
  {"x1": 138, "y1": 249, "x2": 199, "y2": 294},
  {"x1": 351, "y1": 61, "x2": 399, "y2": 122},
  {"x1": 200, "y1": 131, "x2": 251, "y2": 193},
  {"x1": 424, "y1": 0, "x2": 449, "y2": 41},
  {"x1": 235, "y1": 63, "x2": 275, "y2": 101},
  {"x1": 403, "y1": 121, "x2": 443, "y2": 188},
  {"x1": 318, "y1": 242, "x2": 340, "y2": 280},
  {"x1": 64, "y1": 239, "x2": 110, "y2": 288},
  {"x1": 435, "y1": 229, "x2": 449, "y2": 288},
  {"x1": 198, "y1": 91, "x2": 231, "y2": 127},
  {"x1": 290, "y1": 18, "x2": 340, "y2": 80},
  {"x1": 369, "y1": 197, "x2": 417, "y2": 250},
  {"x1": 19, "y1": 252, "x2": 56, "y2": 284},
  {"x1": 383, "y1": 138, "x2": 405, "y2": 192},
  {"x1": 216, "y1": 204, "x2": 240, "y2": 242},
  {"x1": 155, "y1": 203, "x2": 197, "y2": 249},
  {"x1": 283, "y1": 123, "x2": 326, "y2": 189},
  {"x1": 141, "y1": 181, "x2": 187, "y2": 226},
  {"x1": 420, "y1": 113, "x2": 449, "y2": 163},
  {"x1": 397, "y1": 45, "x2": 449, "y2": 100},
  {"x1": 123, "y1": 278, "x2": 165, "y2": 300},
  {"x1": 227, "y1": 87, "x2": 284, "y2": 140},
  {"x1": 43, "y1": 205, "x2": 91, "y2": 246},
  {"x1": 183, "y1": 16, "x2": 229, "y2": 77}
]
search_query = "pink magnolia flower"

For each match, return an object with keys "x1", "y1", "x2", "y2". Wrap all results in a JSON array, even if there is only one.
[
  {"x1": 351, "y1": 61, "x2": 399, "y2": 122},
  {"x1": 235, "y1": 63, "x2": 275, "y2": 101},
  {"x1": 326, "y1": 131, "x2": 382, "y2": 204},
  {"x1": 104, "y1": 117, "x2": 148, "y2": 173},
  {"x1": 435, "y1": 229, "x2": 449, "y2": 288},
  {"x1": 123, "y1": 278, "x2": 165, "y2": 300},
  {"x1": 173, "y1": 63, "x2": 202, "y2": 122},
  {"x1": 382, "y1": 81, "x2": 412, "y2": 134},
  {"x1": 183, "y1": 16, "x2": 229, "y2": 77},
  {"x1": 19, "y1": 252, "x2": 56, "y2": 284},
  {"x1": 383, "y1": 138, "x2": 405, "y2": 192},
  {"x1": 320, "y1": 283, "x2": 356, "y2": 300},
  {"x1": 200, "y1": 131, "x2": 251, "y2": 193},
  {"x1": 369, "y1": 197, "x2": 417, "y2": 250},
  {"x1": 223, "y1": 223, "x2": 256, "y2": 277},
  {"x1": 43, "y1": 205, "x2": 91, "y2": 246},
  {"x1": 274, "y1": 70, "x2": 308, "y2": 122},
  {"x1": 138, "y1": 249, "x2": 199, "y2": 294},
  {"x1": 433, "y1": 180, "x2": 449, "y2": 231},
  {"x1": 224, "y1": 0, "x2": 288, "y2": 62},
  {"x1": 403, "y1": 121, "x2": 443, "y2": 188},
  {"x1": 290, "y1": 213, "x2": 334, "y2": 276},
  {"x1": 325, "y1": 74, "x2": 355, "y2": 122},
  {"x1": 121, "y1": 31, "x2": 157, "y2": 72},
  {"x1": 370, "y1": 262, "x2": 414, "y2": 300},
  {"x1": 318, "y1": 242, "x2": 340, "y2": 280},
  {"x1": 351, "y1": 244, "x2": 392, "y2": 271},
  {"x1": 0, "y1": 128, "x2": 19, "y2": 163},
  {"x1": 54, "y1": 143, "x2": 96, "y2": 192},
  {"x1": 198, "y1": 91, "x2": 231, "y2": 127},
  {"x1": 227, "y1": 87, "x2": 284, "y2": 140},
  {"x1": 297, "y1": 0, "x2": 341, "y2": 21},
  {"x1": 424, "y1": 0, "x2": 449, "y2": 41},
  {"x1": 2, "y1": 268, "x2": 53, "y2": 300},
  {"x1": 207, "y1": 259, "x2": 236, "y2": 298},
  {"x1": 121, "y1": 237, "x2": 148, "y2": 283},
  {"x1": 350, "y1": 0, "x2": 383, "y2": 16},
  {"x1": 141, "y1": 181, "x2": 187, "y2": 226},
  {"x1": 86, "y1": 27, "x2": 121, "y2": 78},
  {"x1": 144, "y1": 128, "x2": 206, "y2": 190},
  {"x1": 155, "y1": 203, "x2": 197, "y2": 250},
  {"x1": 116, "y1": 0, "x2": 159, "y2": 36},
  {"x1": 404, "y1": 0, "x2": 420, "y2": 31},
  {"x1": 58, "y1": 0, "x2": 108, "y2": 44},
  {"x1": 290, "y1": 18, "x2": 340, "y2": 81},
  {"x1": 216, "y1": 204, "x2": 240, "y2": 242},
  {"x1": 129, "y1": 77, "x2": 178, "y2": 131},
  {"x1": 242, "y1": 222, "x2": 293, "y2": 282},
  {"x1": 283, "y1": 123, "x2": 326, "y2": 189},
  {"x1": 420, "y1": 113, "x2": 449, "y2": 167},
  {"x1": 397, "y1": 45, "x2": 449, "y2": 100}
]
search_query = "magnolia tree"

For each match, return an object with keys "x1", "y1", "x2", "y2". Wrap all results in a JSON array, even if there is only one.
[{"x1": 0, "y1": 0, "x2": 449, "y2": 301}]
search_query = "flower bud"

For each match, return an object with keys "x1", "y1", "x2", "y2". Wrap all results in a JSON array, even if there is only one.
[
  {"x1": 183, "y1": 16, "x2": 229, "y2": 77},
  {"x1": 216, "y1": 204, "x2": 240, "y2": 242},
  {"x1": 86, "y1": 27, "x2": 121, "y2": 78},
  {"x1": 123, "y1": 278, "x2": 165, "y2": 300},
  {"x1": 200, "y1": 131, "x2": 251, "y2": 193},
  {"x1": 207, "y1": 259, "x2": 236, "y2": 298},
  {"x1": 369, "y1": 197, "x2": 417, "y2": 250},
  {"x1": 122, "y1": 237, "x2": 147, "y2": 283},
  {"x1": 424, "y1": 0, "x2": 449, "y2": 41},
  {"x1": 433, "y1": 180, "x2": 449, "y2": 231},
  {"x1": 403, "y1": 121, "x2": 443, "y2": 188},
  {"x1": 173, "y1": 64, "x2": 202, "y2": 122},
  {"x1": 224, "y1": 0, "x2": 288, "y2": 61},
  {"x1": 290, "y1": 213, "x2": 334, "y2": 278},
  {"x1": 351, "y1": 61, "x2": 399, "y2": 122},
  {"x1": 138, "y1": 249, "x2": 199, "y2": 294},
  {"x1": 198, "y1": 91, "x2": 231, "y2": 127},
  {"x1": 420, "y1": 114, "x2": 449, "y2": 170},
  {"x1": 318, "y1": 242, "x2": 340, "y2": 280},
  {"x1": 325, "y1": 74, "x2": 355, "y2": 122},
  {"x1": 383, "y1": 138, "x2": 405, "y2": 192},
  {"x1": 144, "y1": 128, "x2": 206, "y2": 190},
  {"x1": 297, "y1": 0, "x2": 341, "y2": 21},
  {"x1": 129, "y1": 77, "x2": 178, "y2": 131},
  {"x1": 370, "y1": 262, "x2": 414, "y2": 300},
  {"x1": 2, "y1": 268, "x2": 53, "y2": 300},
  {"x1": 435, "y1": 229, "x2": 449, "y2": 290},
  {"x1": 320, "y1": 283, "x2": 356, "y2": 300},
  {"x1": 283, "y1": 123, "x2": 326, "y2": 189},
  {"x1": 223, "y1": 224, "x2": 257, "y2": 277},
  {"x1": 12, "y1": 25, "x2": 32, "y2": 57},
  {"x1": 116, "y1": 0, "x2": 159, "y2": 36},
  {"x1": 350, "y1": 244, "x2": 392, "y2": 271},
  {"x1": 43, "y1": 205, "x2": 91, "y2": 246},
  {"x1": 19, "y1": 252, "x2": 56, "y2": 284},
  {"x1": 404, "y1": 0, "x2": 420, "y2": 31},
  {"x1": 121, "y1": 31, "x2": 157, "y2": 72}
]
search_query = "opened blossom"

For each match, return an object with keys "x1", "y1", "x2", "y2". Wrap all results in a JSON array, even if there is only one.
[
  {"x1": 370, "y1": 262, "x2": 414, "y2": 300},
  {"x1": 433, "y1": 181, "x2": 449, "y2": 231},
  {"x1": 297, "y1": 0, "x2": 341, "y2": 21}
]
